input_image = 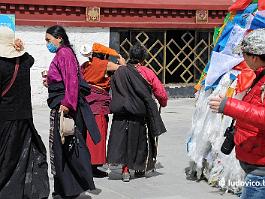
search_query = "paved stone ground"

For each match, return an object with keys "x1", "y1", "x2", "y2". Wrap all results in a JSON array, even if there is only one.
[{"x1": 32, "y1": 99, "x2": 238, "y2": 199}]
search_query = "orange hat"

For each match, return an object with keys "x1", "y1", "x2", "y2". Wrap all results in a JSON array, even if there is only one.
[{"x1": 92, "y1": 43, "x2": 119, "y2": 57}]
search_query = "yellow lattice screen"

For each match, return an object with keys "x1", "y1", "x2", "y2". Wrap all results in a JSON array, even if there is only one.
[{"x1": 118, "y1": 30, "x2": 213, "y2": 84}]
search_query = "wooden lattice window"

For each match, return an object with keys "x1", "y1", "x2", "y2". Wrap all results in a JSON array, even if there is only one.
[{"x1": 111, "y1": 29, "x2": 213, "y2": 84}]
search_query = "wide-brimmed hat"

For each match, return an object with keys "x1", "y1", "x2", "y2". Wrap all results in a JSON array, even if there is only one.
[
  {"x1": 0, "y1": 26, "x2": 25, "y2": 58},
  {"x1": 234, "y1": 28, "x2": 265, "y2": 55}
]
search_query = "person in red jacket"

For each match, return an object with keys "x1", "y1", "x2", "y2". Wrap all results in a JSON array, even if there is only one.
[
  {"x1": 209, "y1": 28, "x2": 265, "y2": 199},
  {"x1": 107, "y1": 43, "x2": 167, "y2": 182}
]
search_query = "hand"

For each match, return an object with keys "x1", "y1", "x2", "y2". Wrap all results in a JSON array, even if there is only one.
[
  {"x1": 117, "y1": 54, "x2": 126, "y2": 65},
  {"x1": 13, "y1": 39, "x2": 24, "y2": 51},
  {"x1": 41, "y1": 70, "x2": 48, "y2": 78},
  {"x1": 59, "y1": 105, "x2": 69, "y2": 114},
  {"x1": 208, "y1": 95, "x2": 224, "y2": 113},
  {"x1": 42, "y1": 77, "x2": 48, "y2": 88}
]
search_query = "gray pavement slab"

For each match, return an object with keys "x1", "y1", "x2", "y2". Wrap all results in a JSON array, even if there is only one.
[{"x1": 32, "y1": 99, "x2": 238, "y2": 199}]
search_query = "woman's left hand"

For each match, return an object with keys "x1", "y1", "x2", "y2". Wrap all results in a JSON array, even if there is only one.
[
  {"x1": 208, "y1": 95, "x2": 224, "y2": 113},
  {"x1": 14, "y1": 39, "x2": 24, "y2": 52},
  {"x1": 59, "y1": 105, "x2": 69, "y2": 114}
]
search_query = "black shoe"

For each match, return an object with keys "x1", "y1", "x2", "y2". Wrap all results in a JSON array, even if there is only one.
[
  {"x1": 85, "y1": 188, "x2": 102, "y2": 195},
  {"x1": 52, "y1": 192, "x2": 79, "y2": 199},
  {"x1": 93, "y1": 169, "x2": 108, "y2": 178},
  {"x1": 92, "y1": 165, "x2": 108, "y2": 178},
  {"x1": 134, "y1": 170, "x2": 145, "y2": 178},
  {"x1": 52, "y1": 192, "x2": 62, "y2": 199}
]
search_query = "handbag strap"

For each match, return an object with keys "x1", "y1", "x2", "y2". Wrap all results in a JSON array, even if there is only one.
[
  {"x1": 230, "y1": 119, "x2": 235, "y2": 128},
  {"x1": 1, "y1": 58, "x2": 20, "y2": 97}
]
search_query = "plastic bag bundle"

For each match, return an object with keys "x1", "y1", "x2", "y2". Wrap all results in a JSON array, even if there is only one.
[
  {"x1": 188, "y1": 70, "x2": 236, "y2": 167},
  {"x1": 187, "y1": 70, "x2": 245, "y2": 193},
  {"x1": 187, "y1": 0, "x2": 265, "y2": 194}
]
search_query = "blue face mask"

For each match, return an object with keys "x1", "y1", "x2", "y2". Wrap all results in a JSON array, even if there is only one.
[{"x1": 47, "y1": 42, "x2": 58, "y2": 53}]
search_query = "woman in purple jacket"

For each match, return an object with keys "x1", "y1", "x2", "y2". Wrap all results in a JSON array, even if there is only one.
[{"x1": 44, "y1": 25, "x2": 100, "y2": 198}]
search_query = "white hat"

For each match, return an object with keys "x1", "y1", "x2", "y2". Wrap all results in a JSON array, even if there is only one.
[
  {"x1": 234, "y1": 28, "x2": 265, "y2": 55},
  {"x1": 80, "y1": 44, "x2": 92, "y2": 57},
  {"x1": 0, "y1": 26, "x2": 25, "y2": 58}
]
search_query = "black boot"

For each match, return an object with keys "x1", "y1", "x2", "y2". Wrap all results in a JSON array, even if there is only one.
[
  {"x1": 134, "y1": 170, "x2": 145, "y2": 178},
  {"x1": 92, "y1": 165, "x2": 108, "y2": 178}
]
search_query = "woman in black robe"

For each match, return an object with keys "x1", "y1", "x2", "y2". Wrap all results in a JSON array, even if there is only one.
[
  {"x1": 107, "y1": 43, "x2": 166, "y2": 182},
  {"x1": 44, "y1": 25, "x2": 101, "y2": 198},
  {"x1": 0, "y1": 26, "x2": 49, "y2": 198}
]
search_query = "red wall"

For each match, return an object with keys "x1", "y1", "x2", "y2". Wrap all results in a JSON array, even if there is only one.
[{"x1": 0, "y1": 1, "x2": 230, "y2": 28}]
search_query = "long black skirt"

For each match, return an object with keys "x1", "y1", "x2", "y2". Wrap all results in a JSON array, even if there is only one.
[
  {"x1": 0, "y1": 119, "x2": 50, "y2": 199},
  {"x1": 107, "y1": 115, "x2": 156, "y2": 171},
  {"x1": 49, "y1": 109, "x2": 95, "y2": 197}
]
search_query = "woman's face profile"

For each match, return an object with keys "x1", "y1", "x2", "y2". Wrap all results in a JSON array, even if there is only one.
[
  {"x1": 243, "y1": 52, "x2": 261, "y2": 71},
  {"x1": 45, "y1": 33, "x2": 62, "y2": 47}
]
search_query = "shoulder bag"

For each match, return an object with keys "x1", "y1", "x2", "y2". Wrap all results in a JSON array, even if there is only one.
[{"x1": 1, "y1": 58, "x2": 20, "y2": 97}]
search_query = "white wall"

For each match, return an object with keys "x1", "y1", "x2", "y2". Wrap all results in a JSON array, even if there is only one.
[{"x1": 16, "y1": 26, "x2": 110, "y2": 106}]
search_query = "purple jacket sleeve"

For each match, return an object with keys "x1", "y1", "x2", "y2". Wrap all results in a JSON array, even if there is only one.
[{"x1": 58, "y1": 49, "x2": 79, "y2": 111}]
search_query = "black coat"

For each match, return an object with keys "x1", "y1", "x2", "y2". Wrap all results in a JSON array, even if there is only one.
[
  {"x1": 0, "y1": 53, "x2": 34, "y2": 121},
  {"x1": 107, "y1": 64, "x2": 166, "y2": 170},
  {"x1": 47, "y1": 80, "x2": 101, "y2": 145},
  {"x1": 47, "y1": 80, "x2": 99, "y2": 196},
  {"x1": 110, "y1": 64, "x2": 166, "y2": 137}
]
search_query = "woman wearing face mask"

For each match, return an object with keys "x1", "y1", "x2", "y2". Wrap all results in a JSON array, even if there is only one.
[{"x1": 44, "y1": 25, "x2": 101, "y2": 199}]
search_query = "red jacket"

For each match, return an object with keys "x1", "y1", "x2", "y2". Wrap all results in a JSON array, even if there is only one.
[
  {"x1": 224, "y1": 67, "x2": 265, "y2": 166},
  {"x1": 137, "y1": 65, "x2": 168, "y2": 107}
]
